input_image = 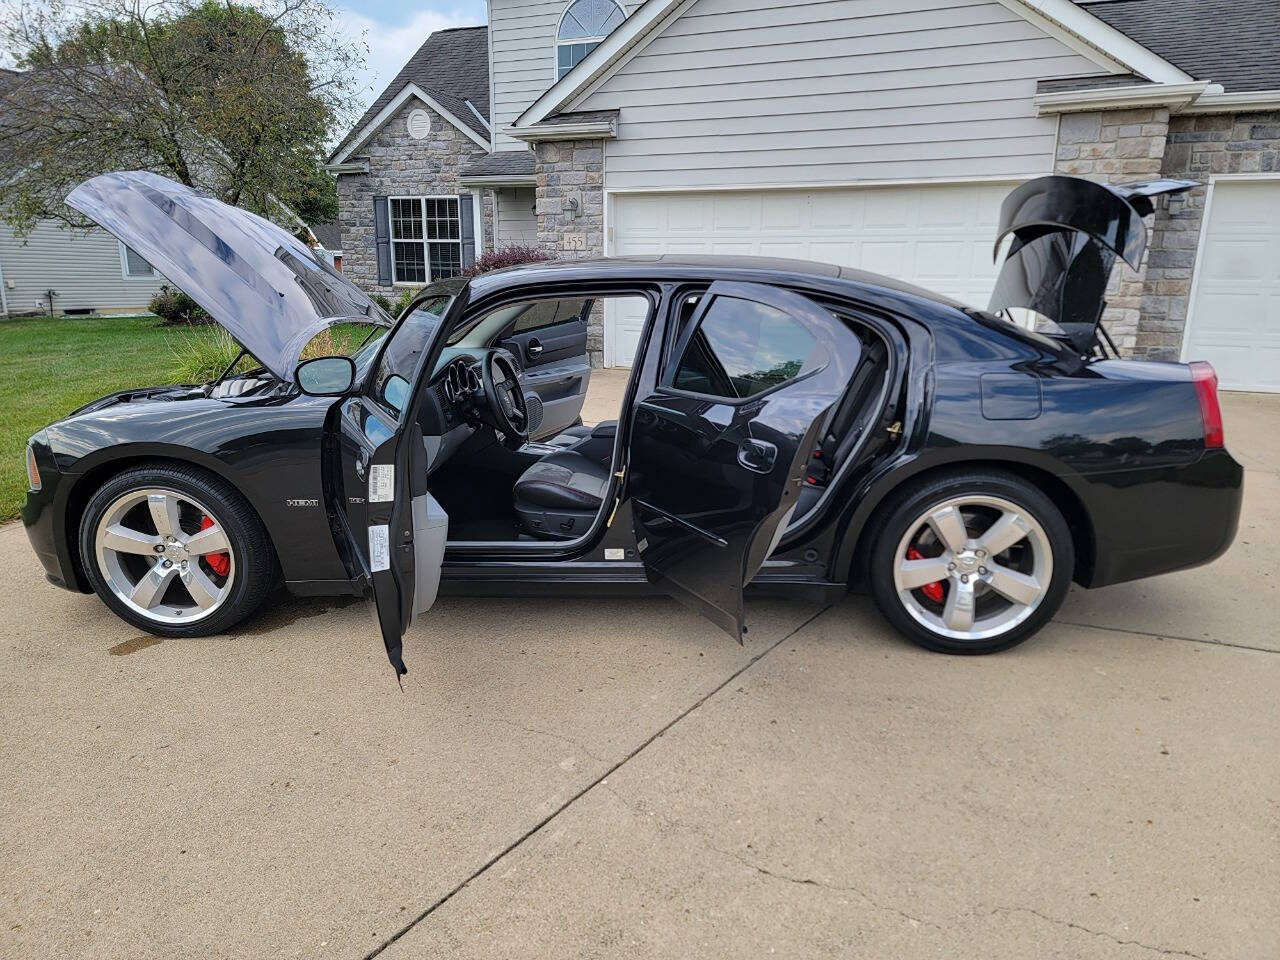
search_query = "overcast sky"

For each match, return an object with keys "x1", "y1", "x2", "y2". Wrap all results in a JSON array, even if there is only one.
[{"x1": 337, "y1": 1, "x2": 487, "y2": 118}]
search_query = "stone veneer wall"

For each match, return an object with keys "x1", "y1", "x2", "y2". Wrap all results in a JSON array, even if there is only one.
[
  {"x1": 1053, "y1": 108, "x2": 1171, "y2": 355},
  {"x1": 336, "y1": 100, "x2": 492, "y2": 296},
  {"x1": 535, "y1": 139, "x2": 606, "y2": 365},
  {"x1": 1136, "y1": 112, "x2": 1280, "y2": 360}
]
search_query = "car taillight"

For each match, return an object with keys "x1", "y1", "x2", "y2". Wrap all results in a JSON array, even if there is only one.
[
  {"x1": 25, "y1": 444, "x2": 41, "y2": 491},
  {"x1": 1189, "y1": 361, "x2": 1224, "y2": 450}
]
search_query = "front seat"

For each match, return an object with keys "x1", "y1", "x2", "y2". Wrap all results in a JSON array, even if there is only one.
[{"x1": 513, "y1": 450, "x2": 611, "y2": 540}]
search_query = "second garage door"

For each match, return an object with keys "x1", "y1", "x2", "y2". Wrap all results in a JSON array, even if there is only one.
[
  {"x1": 606, "y1": 182, "x2": 1015, "y2": 366},
  {"x1": 1183, "y1": 179, "x2": 1280, "y2": 392}
]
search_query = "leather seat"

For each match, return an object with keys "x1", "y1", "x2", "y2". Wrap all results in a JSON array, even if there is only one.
[
  {"x1": 546, "y1": 419, "x2": 616, "y2": 449},
  {"x1": 514, "y1": 450, "x2": 611, "y2": 540}
]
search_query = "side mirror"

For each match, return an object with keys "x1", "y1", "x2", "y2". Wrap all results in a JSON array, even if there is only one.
[{"x1": 295, "y1": 355, "x2": 356, "y2": 396}]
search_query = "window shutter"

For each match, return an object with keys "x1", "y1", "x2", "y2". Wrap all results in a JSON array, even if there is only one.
[
  {"x1": 373, "y1": 196, "x2": 392, "y2": 286},
  {"x1": 458, "y1": 194, "x2": 476, "y2": 270}
]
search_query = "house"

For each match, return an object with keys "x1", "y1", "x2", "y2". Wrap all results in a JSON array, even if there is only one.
[
  {"x1": 0, "y1": 68, "x2": 168, "y2": 317},
  {"x1": 306, "y1": 221, "x2": 344, "y2": 271},
  {"x1": 328, "y1": 0, "x2": 1280, "y2": 391}
]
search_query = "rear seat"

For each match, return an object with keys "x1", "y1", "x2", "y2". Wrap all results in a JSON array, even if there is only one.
[{"x1": 544, "y1": 420, "x2": 617, "y2": 465}]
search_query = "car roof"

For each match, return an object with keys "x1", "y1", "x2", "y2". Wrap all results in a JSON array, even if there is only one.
[{"x1": 465, "y1": 254, "x2": 973, "y2": 317}]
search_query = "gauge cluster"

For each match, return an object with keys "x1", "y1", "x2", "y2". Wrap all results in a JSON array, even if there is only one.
[{"x1": 441, "y1": 358, "x2": 481, "y2": 404}]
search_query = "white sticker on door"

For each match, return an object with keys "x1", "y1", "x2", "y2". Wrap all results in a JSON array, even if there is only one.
[
  {"x1": 368, "y1": 524, "x2": 391, "y2": 572},
  {"x1": 369, "y1": 464, "x2": 395, "y2": 503}
]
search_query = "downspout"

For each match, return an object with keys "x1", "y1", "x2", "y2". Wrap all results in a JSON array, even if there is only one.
[{"x1": 0, "y1": 253, "x2": 8, "y2": 316}]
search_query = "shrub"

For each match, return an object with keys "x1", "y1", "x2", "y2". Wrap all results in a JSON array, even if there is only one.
[
  {"x1": 167, "y1": 326, "x2": 252, "y2": 384},
  {"x1": 370, "y1": 293, "x2": 392, "y2": 314},
  {"x1": 150, "y1": 285, "x2": 211, "y2": 325},
  {"x1": 393, "y1": 285, "x2": 422, "y2": 317},
  {"x1": 463, "y1": 245, "x2": 555, "y2": 278}
]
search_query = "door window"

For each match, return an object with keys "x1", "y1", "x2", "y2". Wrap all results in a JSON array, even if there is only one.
[{"x1": 670, "y1": 295, "x2": 821, "y2": 400}]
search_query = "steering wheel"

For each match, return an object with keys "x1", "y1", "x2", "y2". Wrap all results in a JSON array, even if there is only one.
[{"x1": 481, "y1": 351, "x2": 529, "y2": 448}]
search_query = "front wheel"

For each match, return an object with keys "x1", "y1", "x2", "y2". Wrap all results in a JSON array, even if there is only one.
[
  {"x1": 867, "y1": 469, "x2": 1074, "y2": 654},
  {"x1": 79, "y1": 464, "x2": 276, "y2": 636}
]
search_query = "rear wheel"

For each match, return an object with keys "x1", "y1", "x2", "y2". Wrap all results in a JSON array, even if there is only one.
[
  {"x1": 79, "y1": 464, "x2": 275, "y2": 636},
  {"x1": 868, "y1": 469, "x2": 1073, "y2": 654}
]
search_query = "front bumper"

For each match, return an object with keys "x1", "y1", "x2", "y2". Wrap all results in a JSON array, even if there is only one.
[
  {"x1": 1082, "y1": 447, "x2": 1244, "y2": 588},
  {"x1": 21, "y1": 442, "x2": 85, "y2": 593}
]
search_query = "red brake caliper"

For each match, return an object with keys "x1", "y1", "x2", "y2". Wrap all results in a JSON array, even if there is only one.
[
  {"x1": 199, "y1": 515, "x2": 231, "y2": 577},
  {"x1": 906, "y1": 547, "x2": 945, "y2": 603}
]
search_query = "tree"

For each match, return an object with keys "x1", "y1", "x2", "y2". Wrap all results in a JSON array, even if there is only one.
[{"x1": 0, "y1": 0, "x2": 362, "y2": 234}]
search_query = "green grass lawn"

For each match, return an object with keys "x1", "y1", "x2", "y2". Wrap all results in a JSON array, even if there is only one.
[{"x1": 0, "y1": 314, "x2": 223, "y2": 521}]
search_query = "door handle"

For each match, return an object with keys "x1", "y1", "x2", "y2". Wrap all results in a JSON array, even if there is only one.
[
  {"x1": 527, "y1": 338, "x2": 543, "y2": 358},
  {"x1": 736, "y1": 438, "x2": 778, "y2": 473}
]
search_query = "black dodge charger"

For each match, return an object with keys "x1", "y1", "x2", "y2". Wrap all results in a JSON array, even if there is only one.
[{"x1": 22, "y1": 172, "x2": 1242, "y2": 674}]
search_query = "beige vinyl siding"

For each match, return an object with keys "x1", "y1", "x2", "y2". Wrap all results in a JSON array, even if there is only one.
[
  {"x1": 490, "y1": 0, "x2": 642, "y2": 150},
  {"x1": 573, "y1": 0, "x2": 1112, "y2": 189},
  {"x1": 0, "y1": 220, "x2": 167, "y2": 316},
  {"x1": 495, "y1": 188, "x2": 538, "y2": 246}
]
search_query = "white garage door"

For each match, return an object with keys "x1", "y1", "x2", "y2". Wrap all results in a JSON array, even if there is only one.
[
  {"x1": 1184, "y1": 179, "x2": 1280, "y2": 392},
  {"x1": 606, "y1": 182, "x2": 1014, "y2": 367}
]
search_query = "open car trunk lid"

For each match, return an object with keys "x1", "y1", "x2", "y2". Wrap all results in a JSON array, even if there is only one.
[
  {"x1": 66, "y1": 171, "x2": 393, "y2": 381},
  {"x1": 988, "y1": 176, "x2": 1197, "y2": 354}
]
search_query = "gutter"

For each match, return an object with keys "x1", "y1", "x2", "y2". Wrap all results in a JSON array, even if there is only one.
[
  {"x1": 1181, "y1": 89, "x2": 1280, "y2": 114},
  {"x1": 1035, "y1": 81, "x2": 1213, "y2": 114},
  {"x1": 503, "y1": 118, "x2": 618, "y2": 143}
]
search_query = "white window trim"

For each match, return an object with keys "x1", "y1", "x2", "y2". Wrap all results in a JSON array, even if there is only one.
[
  {"x1": 118, "y1": 242, "x2": 155, "y2": 280},
  {"x1": 388, "y1": 195, "x2": 464, "y2": 287},
  {"x1": 555, "y1": 0, "x2": 626, "y2": 82}
]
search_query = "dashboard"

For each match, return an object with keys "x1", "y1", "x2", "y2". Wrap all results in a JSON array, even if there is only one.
[{"x1": 419, "y1": 353, "x2": 488, "y2": 473}]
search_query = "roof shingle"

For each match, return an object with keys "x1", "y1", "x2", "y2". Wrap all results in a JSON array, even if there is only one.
[{"x1": 1074, "y1": 0, "x2": 1280, "y2": 93}]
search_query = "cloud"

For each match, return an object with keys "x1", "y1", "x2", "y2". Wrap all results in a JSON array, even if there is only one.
[{"x1": 335, "y1": 5, "x2": 483, "y2": 114}]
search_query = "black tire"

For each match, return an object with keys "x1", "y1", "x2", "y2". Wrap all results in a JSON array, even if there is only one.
[
  {"x1": 78, "y1": 463, "x2": 276, "y2": 636},
  {"x1": 867, "y1": 468, "x2": 1074, "y2": 655}
]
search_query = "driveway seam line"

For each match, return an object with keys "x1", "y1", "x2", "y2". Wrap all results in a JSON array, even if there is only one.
[
  {"x1": 360, "y1": 604, "x2": 834, "y2": 960},
  {"x1": 1054, "y1": 619, "x2": 1278, "y2": 655}
]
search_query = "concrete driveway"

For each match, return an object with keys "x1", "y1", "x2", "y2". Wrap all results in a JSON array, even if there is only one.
[{"x1": 1, "y1": 390, "x2": 1276, "y2": 960}]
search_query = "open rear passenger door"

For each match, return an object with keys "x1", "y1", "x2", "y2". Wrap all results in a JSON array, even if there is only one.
[{"x1": 626, "y1": 281, "x2": 862, "y2": 640}]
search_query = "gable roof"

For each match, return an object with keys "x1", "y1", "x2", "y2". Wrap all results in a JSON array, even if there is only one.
[
  {"x1": 1074, "y1": 0, "x2": 1280, "y2": 93},
  {"x1": 513, "y1": 0, "x2": 1202, "y2": 130},
  {"x1": 328, "y1": 25, "x2": 489, "y2": 162},
  {"x1": 308, "y1": 220, "x2": 342, "y2": 251}
]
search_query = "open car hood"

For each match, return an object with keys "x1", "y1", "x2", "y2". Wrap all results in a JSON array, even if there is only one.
[
  {"x1": 988, "y1": 175, "x2": 1197, "y2": 353},
  {"x1": 66, "y1": 172, "x2": 393, "y2": 381}
]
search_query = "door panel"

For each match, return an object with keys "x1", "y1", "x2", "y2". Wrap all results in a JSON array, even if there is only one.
[
  {"x1": 499, "y1": 303, "x2": 592, "y2": 439},
  {"x1": 628, "y1": 281, "x2": 863, "y2": 638}
]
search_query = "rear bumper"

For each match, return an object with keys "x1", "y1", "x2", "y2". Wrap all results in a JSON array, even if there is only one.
[{"x1": 1082, "y1": 448, "x2": 1243, "y2": 588}]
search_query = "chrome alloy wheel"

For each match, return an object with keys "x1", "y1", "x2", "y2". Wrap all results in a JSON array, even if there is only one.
[
  {"x1": 891, "y1": 494, "x2": 1052, "y2": 642},
  {"x1": 93, "y1": 488, "x2": 236, "y2": 625}
]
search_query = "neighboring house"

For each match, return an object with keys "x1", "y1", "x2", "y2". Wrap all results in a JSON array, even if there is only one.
[
  {"x1": 330, "y1": 0, "x2": 1280, "y2": 390},
  {"x1": 0, "y1": 66, "x2": 167, "y2": 316},
  {"x1": 0, "y1": 221, "x2": 166, "y2": 317},
  {"x1": 307, "y1": 221, "x2": 343, "y2": 271}
]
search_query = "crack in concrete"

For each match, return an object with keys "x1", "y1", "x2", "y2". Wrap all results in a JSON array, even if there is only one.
[
  {"x1": 597, "y1": 783, "x2": 942, "y2": 931},
  {"x1": 1053, "y1": 619, "x2": 1278, "y2": 655},
  {"x1": 360, "y1": 605, "x2": 835, "y2": 959},
  {"x1": 980, "y1": 905, "x2": 1209, "y2": 959},
  {"x1": 492, "y1": 717, "x2": 608, "y2": 764}
]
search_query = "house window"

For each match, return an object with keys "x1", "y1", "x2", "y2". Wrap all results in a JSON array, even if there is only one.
[
  {"x1": 389, "y1": 196, "x2": 463, "y2": 285},
  {"x1": 557, "y1": 0, "x2": 626, "y2": 80},
  {"x1": 120, "y1": 243, "x2": 154, "y2": 278}
]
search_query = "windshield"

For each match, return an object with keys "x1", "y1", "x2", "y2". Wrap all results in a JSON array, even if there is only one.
[{"x1": 363, "y1": 295, "x2": 454, "y2": 416}]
